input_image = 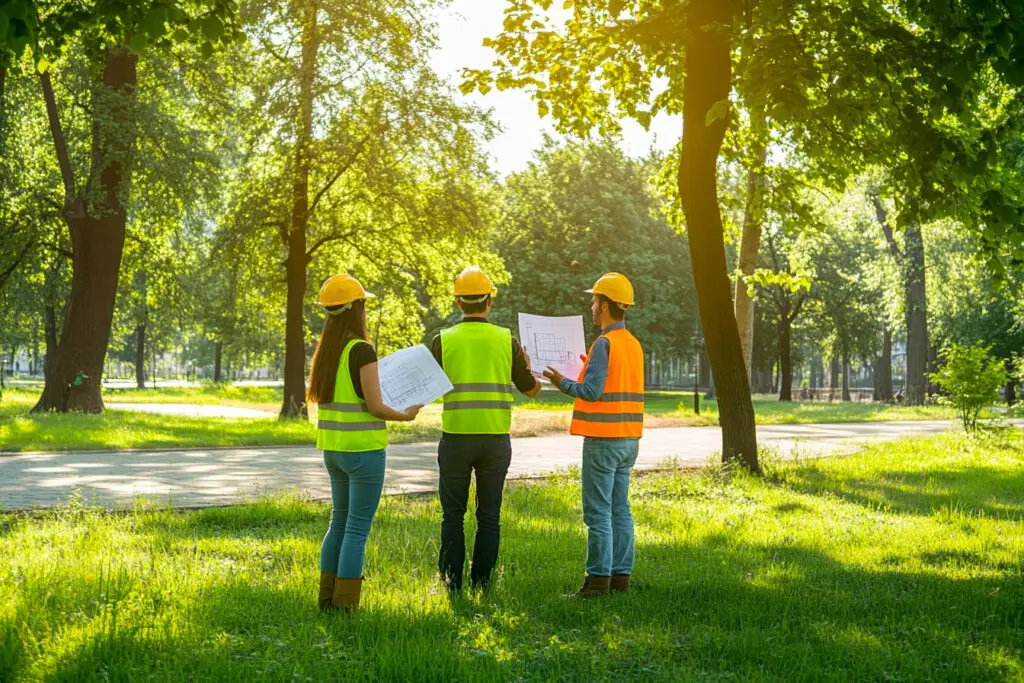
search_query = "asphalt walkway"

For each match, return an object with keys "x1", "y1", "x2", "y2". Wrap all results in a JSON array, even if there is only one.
[{"x1": 0, "y1": 421, "x2": 958, "y2": 511}]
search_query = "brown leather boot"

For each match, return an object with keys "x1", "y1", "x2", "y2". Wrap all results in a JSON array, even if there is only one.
[
  {"x1": 567, "y1": 575, "x2": 611, "y2": 599},
  {"x1": 318, "y1": 572, "x2": 336, "y2": 611},
  {"x1": 332, "y1": 577, "x2": 363, "y2": 612},
  {"x1": 610, "y1": 574, "x2": 630, "y2": 593}
]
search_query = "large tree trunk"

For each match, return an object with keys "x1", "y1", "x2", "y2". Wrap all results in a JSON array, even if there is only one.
[
  {"x1": 33, "y1": 50, "x2": 137, "y2": 413},
  {"x1": 778, "y1": 315, "x2": 794, "y2": 402},
  {"x1": 678, "y1": 0, "x2": 758, "y2": 472},
  {"x1": 875, "y1": 327, "x2": 893, "y2": 401},
  {"x1": 903, "y1": 221, "x2": 928, "y2": 405},
  {"x1": 280, "y1": 5, "x2": 318, "y2": 419},
  {"x1": 733, "y1": 128, "x2": 767, "y2": 381},
  {"x1": 135, "y1": 323, "x2": 146, "y2": 390}
]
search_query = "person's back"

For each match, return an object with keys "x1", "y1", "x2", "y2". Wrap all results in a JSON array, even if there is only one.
[{"x1": 431, "y1": 266, "x2": 541, "y2": 592}]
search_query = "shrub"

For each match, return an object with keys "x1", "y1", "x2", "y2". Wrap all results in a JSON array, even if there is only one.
[{"x1": 929, "y1": 343, "x2": 1007, "y2": 431}]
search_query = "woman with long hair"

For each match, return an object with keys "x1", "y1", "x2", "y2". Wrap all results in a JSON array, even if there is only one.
[{"x1": 308, "y1": 274, "x2": 421, "y2": 612}]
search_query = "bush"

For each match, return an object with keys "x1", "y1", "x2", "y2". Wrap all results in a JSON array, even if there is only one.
[{"x1": 929, "y1": 343, "x2": 1007, "y2": 431}]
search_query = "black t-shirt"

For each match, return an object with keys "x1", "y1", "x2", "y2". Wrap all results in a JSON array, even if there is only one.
[{"x1": 348, "y1": 341, "x2": 378, "y2": 399}]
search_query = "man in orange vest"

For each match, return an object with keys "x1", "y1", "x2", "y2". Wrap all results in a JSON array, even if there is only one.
[{"x1": 543, "y1": 273, "x2": 644, "y2": 598}]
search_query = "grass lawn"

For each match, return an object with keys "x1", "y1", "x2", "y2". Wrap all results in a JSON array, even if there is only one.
[
  {"x1": 1, "y1": 384, "x2": 960, "y2": 453},
  {"x1": 1, "y1": 432, "x2": 1021, "y2": 681}
]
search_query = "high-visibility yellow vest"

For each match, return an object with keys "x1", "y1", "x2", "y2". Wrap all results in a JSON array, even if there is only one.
[
  {"x1": 441, "y1": 323, "x2": 514, "y2": 434},
  {"x1": 570, "y1": 327, "x2": 644, "y2": 438},
  {"x1": 316, "y1": 339, "x2": 388, "y2": 452}
]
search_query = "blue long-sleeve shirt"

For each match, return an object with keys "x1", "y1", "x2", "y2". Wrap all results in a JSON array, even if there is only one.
[{"x1": 557, "y1": 322, "x2": 626, "y2": 401}]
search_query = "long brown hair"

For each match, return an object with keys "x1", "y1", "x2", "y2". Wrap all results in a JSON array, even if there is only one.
[{"x1": 307, "y1": 299, "x2": 370, "y2": 404}]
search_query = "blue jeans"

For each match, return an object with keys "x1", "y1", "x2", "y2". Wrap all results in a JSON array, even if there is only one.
[
  {"x1": 320, "y1": 449, "x2": 386, "y2": 578},
  {"x1": 581, "y1": 437, "x2": 640, "y2": 576}
]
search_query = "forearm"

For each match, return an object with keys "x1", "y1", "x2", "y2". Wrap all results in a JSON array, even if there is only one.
[
  {"x1": 366, "y1": 402, "x2": 412, "y2": 421},
  {"x1": 559, "y1": 376, "x2": 602, "y2": 402}
]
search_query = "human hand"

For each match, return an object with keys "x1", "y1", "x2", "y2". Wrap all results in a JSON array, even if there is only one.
[
  {"x1": 403, "y1": 404, "x2": 423, "y2": 421},
  {"x1": 542, "y1": 366, "x2": 565, "y2": 388},
  {"x1": 579, "y1": 353, "x2": 587, "y2": 363}
]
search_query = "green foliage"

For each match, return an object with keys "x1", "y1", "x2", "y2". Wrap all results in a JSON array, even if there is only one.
[
  {"x1": 489, "y1": 139, "x2": 696, "y2": 355},
  {"x1": 929, "y1": 343, "x2": 1008, "y2": 431}
]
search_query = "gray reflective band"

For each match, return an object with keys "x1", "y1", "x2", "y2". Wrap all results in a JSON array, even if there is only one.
[
  {"x1": 597, "y1": 392, "x2": 645, "y2": 403},
  {"x1": 450, "y1": 383, "x2": 514, "y2": 393},
  {"x1": 320, "y1": 402, "x2": 369, "y2": 413},
  {"x1": 318, "y1": 419, "x2": 386, "y2": 431},
  {"x1": 443, "y1": 401, "x2": 513, "y2": 411},
  {"x1": 571, "y1": 411, "x2": 644, "y2": 423}
]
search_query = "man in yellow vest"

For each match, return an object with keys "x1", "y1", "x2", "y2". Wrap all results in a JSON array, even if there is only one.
[
  {"x1": 543, "y1": 273, "x2": 644, "y2": 598},
  {"x1": 431, "y1": 266, "x2": 542, "y2": 592}
]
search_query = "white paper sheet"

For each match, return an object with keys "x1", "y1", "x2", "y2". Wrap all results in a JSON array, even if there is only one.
[
  {"x1": 377, "y1": 344, "x2": 454, "y2": 411},
  {"x1": 518, "y1": 313, "x2": 587, "y2": 380}
]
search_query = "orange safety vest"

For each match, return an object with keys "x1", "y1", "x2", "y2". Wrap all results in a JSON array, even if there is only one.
[{"x1": 569, "y1": 327, "x2": 645, "y2": 438}]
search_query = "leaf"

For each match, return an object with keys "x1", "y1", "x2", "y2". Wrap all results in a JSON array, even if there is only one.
[
  {"x1": 200, "y1": 16, "x2": 223, "y2": 42},
  {"x1": 636, "y1": 110, "x2": 651, "y2": 131},
  {"x1": 0, "y1": 11, "x2": 9, "y2": 41},
  {"x1": 129, "y1": 32, "x2": 149, "y2": 53},
  {"x1": 537, "y1": 99, "x2": 550, "y2": 118},
  {"x1": 705, "y1": 99, "x2": 729, "y2": 127},
  {"x1": 36, "y1": 56, "x2": 51, "y2": 73},
  {"x1": 609, "y1": 0, "x2": 625, "y2": 17},
  {"x1": 200, "y1": 41, "x2": 214, "y2": 59},
  {"x1": 141, "y1": 6, "x2": 167, "y2": 39}
]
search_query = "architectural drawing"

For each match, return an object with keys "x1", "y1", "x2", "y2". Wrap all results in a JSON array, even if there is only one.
[
  {"x1": 518, "y1": 313, "x2": 586, "y2": 379},
  {"x1": 377, "y1": 345, "x2": 454, "y2": 411}
]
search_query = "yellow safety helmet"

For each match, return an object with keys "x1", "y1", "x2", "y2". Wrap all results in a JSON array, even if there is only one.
[
  {"x1": 319, "y1": 274, "x2": 374, "y2": 313},
  {"x1": 585, "y1": 272, "x2": 634, "y2": 307},
  {"x1": 453, "y1": 266, "x2": 496, "y2": 302}
]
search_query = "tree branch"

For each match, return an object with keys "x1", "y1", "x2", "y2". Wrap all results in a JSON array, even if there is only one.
[
  {"x1": 308, "y1": 138, "x2": 369, "y2": 217},
  {"x1": 38, "y1": 71, "x2": 77, "y2": 202},
  {"x1": 306, "y1": 229, "x2": 355, "y2": 258},
  {"x1": 871, "y1": 194, "x2": 902, "y2": 264},
  {"x1": 0, "y1": 238, "x2": 35, "y2": 289}
]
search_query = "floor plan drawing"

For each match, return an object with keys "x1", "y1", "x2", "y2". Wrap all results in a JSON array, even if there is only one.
[
  {"x1": 518, "y1": 313, "x2": 586, "y2": 379},
  {"x1": 378, "y1": 345, "x2": 454, "y2": 411}
]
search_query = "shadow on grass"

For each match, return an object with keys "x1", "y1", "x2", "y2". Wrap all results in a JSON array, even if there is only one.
[
  {"x1": 786, "y1": 465, "x2": 1024, "y2": 520},
  {"x1": 7, "y1": 459, "x2": 1024, "y2": 682}
]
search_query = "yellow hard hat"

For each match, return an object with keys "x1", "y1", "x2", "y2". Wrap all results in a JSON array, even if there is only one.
[
  {"x1": 453, "y1": 266, "x2": 496, "y2": 299},
  {"x1": 585, "y1": 272, "x2": 634, "y2": 307},
  {"x1": 319, "y1": 274, "x2": 374, "y2": 311}
]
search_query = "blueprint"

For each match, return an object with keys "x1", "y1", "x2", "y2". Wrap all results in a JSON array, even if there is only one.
[
  {"x1": 378, "y1": 344, "x2": 453, "y2": 411},
  {"x1": 518, "y1": 313, "x2": 586, "y2": 380}
]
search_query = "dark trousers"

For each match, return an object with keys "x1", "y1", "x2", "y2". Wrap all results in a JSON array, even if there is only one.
[{"x1": 437, "y1": 433, "x2": 512, "y2": 591}]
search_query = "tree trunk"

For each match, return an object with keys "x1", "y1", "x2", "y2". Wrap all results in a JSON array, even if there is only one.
[
  {"x1": 876, "y1": 327, "x2": 893, "y2": 401},
  {"x1": 135, "y1": 323, "x2": 146, "y2": 390},
  {"x1": 733, "y1": 128, "x2": 768, "y2": 379},
  {"x1": 280, "y1": 5, "x2": 318, "y2": 419},
  {"x1": 678, "y1": 0, "x2": 758, "y2": 472},
  {"x1": 841, "y1": 351, "x2": 851, "y2": 402},
  {"x1": 778, "y1": 316, "x2": 794, "y2": 401},
  {"x1": 903, "y1": 221, "x2": 928, "y2": 405},
  {"x1": 214, "y1": 341, "x2": 223, "y2": 383},
  {"x1": 1006, "y1": 379, "x2": 1016, "y2": 407},
  {"x1": 32, "y1": 49, "x2": 137, "y2": 413},
  {"x1": 829, "y1": 355, "x2": 840, "y2": 401}
]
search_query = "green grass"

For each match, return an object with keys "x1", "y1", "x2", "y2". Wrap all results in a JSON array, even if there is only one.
[
  {"x1": 1, "y1": 432, "x2": 1022, "y2": 681},
  {"x1": 1, "y1": 385, "x2": 961, "y2": 453}
]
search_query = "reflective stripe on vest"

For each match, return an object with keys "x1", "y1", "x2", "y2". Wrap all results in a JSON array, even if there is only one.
[
  {"x1": 316, "y1": 339, "x2": 388, "y2": 452},
  {"x1": 441, "y1": 323, "x2": 514, "y2": 434},
  {"x1": 570, "y1": 327, "x2": 645, "y2": 438}
]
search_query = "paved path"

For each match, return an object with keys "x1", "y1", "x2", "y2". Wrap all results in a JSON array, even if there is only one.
[
  {"x1": 106, "y1": 403, "x2": 276, "y2": 419},
  {"x1": 0, "y1": 421, "x2": 963, "y2": 511}
]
